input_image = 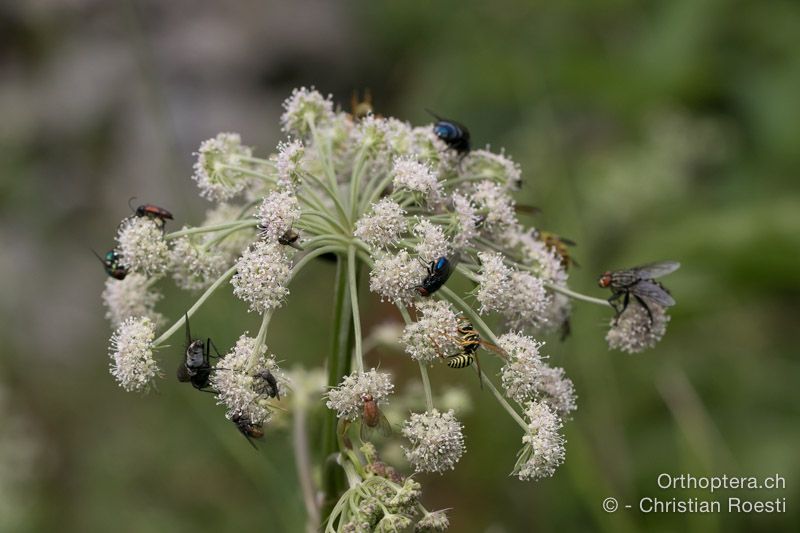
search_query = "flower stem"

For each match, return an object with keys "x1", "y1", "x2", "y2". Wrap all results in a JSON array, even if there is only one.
[
  {"x1": 418, "y1": 362, "x2": 434, "y2": 411},
  {"x1": 164, "y1": 220, "x2": 257, "y2": 240},
  {"x1": 153, "y1": 265, "x2": 237, "y2": 346},
  {"x1": 347, "y1": 245, "x2": 365, "y2": 373},
  {"x1": 292, "y1": 399, "x2": 320, "y2": 532},
  {"x1": 320, "y1": 256, "x2": 355, "y2": 526},
  {"x1": 396, "y1": 305, "x2": 435, "y2": 411},
  {"x1": 479, "y1": 369, "x2": 528, "y2": 432},
  {"x1": 546, "y1": 282, "x2": 613, "y2": 308}
]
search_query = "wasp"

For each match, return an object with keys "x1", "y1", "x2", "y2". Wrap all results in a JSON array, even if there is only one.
[
  {"x1": 441, "y1": 319, "x2": 508, "y2": 389},
  {"x1": 426, "y1": 109, "x2": 470, "y2": 155},
  {"x1": 598, "y1": 261, "x2": 680, "y2": 322},
  {"x1": 415, "y1": 256, "x2": 453, "y2": 297},
  {"x1": 177, "y1": 314, "x2": 220, "y2": 392},
  {"x1": 533, "y1": 229, "x2": 580, "y2": 270},
  {"x1": 92, "y1": 248, "x2": 128, "y2": 280},
  {"x1": 231, "y1": 413, "x2": 264, "y2": 449},
  {"x1": 252, "y1": 369, "x2": 280, "y2": 400},
  {"x1": 128, "y1": 197, "x2": 173, "y2": 228},
  {"x1": 350, "y1": 89, "x2": 374, "y2": 121},
  {"x1": 277, "y1": 229, "x2": 304, "y2": 250}
]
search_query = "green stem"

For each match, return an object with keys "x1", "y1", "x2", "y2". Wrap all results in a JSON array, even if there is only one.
[
  {"x1": 546, "y1": 282, "x2": 613, "y2": 308},
  {"x1": 347, "y1": 246, "x2": 365, "y2": 373},
  {"x1": 153, "y1": 265, "x2": 237, "y2": 346},
  {"x1": 480, "y1": 370, "x2": 528, "y2": 431},
  {"x1": 396, "y1": 305, "x2": 435, "y2": 411},
  {"x1": 418, "y1": 362, "x2": 434, "y2": 411},
  {"x1": 165, "y1": 220, "x2": 257, "y2": 240},
  {"x1": 320, "y1": 256, "x2": 355, "y2": 526}
]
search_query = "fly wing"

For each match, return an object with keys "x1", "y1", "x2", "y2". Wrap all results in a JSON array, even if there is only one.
[
  {"x1": 360, "y1": 412, "x2": 393, "y2": 442},
  {"x1": 176, "y1": 362, "x2": 191, "y2": 382},
  {"x1": 632, "y1": 261, "x2": 680, "y2": 279},
  {"x1": 631, "y1": 280, "x2": 676, "y2": 307}
]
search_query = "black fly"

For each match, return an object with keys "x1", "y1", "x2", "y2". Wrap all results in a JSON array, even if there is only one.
[
  {"x1": 598, "y1": 261, "x2": 680, "y2": 322},
  {"x1": 427, "y1": 110, "x2": 470, "y2": 156},
  {"x1": 177, "y1": 314, "x2": 220, "y2": 392},
  {"x1": 414, "y1": 257, "x2": 453, "y2": 297}
]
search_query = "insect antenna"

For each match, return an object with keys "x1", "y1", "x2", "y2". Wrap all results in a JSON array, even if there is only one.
[
  {"x1": 90, "y1": 248, "x2": 105, "y2": 265},
  {"x1": 424, "y1": 108, "x2": 444, "y2": 121}
]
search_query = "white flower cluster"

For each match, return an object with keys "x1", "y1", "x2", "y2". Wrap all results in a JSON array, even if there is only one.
[
  {"x1": 326, "y1": 369, "x2": 394, "y2": 422},
  {"x1": 369, "y1": 250, "x2": 426, "y2": 305},
  {"x1": 514, "y1": 401, "x2": 566, "y2": 481},
  {"x1": 231, "y1": 241, "x2": 292, "y2": 313},
  {"x1": 354, "y1": 198, "x2": 407, "y2": 249},
  {"x1": 273, "y1": 139, "x2": 305, "y2": 190},
  {"x1": 400, "y1": 300, "x2": 461, "y2": 363},
  {"x1": 108, "y1": 316, "x2": 158, "y2": 392},
  {"x1": 401, "y1": 409, "x2": 465, "y2": 473},
  {"x1": 392, "y1": 156, "x2": 442, "y2": 201},
  {"x1": 116, "y1": 217, "x2": 169, "y2": 276},
  {"x1": 256, "y1": 190, "x2": 301, "y2": 242},
  {"x1": 476, "y1": 252, "x2": 551, "y2": 329},
  {"x1": 102, "y1": 274, "x2": 163, "y2": 328},
  {"x1": 461, "y1": 148, "x2": 522, "y2": 190},
  {"x1": 192, "y1": 132, "x2": 253, "y2": 201},
  {"x1": 280, "y1": 87, "x2": 335, "y2": 136},
  {"x1": 498, "y1": 332, "x2": 577, "y2": 418},
  {"x1": 211, "y1": 334, "x2": 285, "y2": 425},
  {"x1": 606, "y1": 302, "x2": 670, "y2": 354},
  {"x1": 169, "y1": 234, "x2": 227, "y2": 291}
]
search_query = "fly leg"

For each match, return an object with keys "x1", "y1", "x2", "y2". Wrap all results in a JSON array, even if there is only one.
[
  {"x1": 208, "y1": 338, "x2": 223, "y2": 359},
  {"x1": 633, "y1": 295, "x2": 654, "y2": 324},
  {"x1": 608, "y1": 291, "x2": 626, "y2": 322}
]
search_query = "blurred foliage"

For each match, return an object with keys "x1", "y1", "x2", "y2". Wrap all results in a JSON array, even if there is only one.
[{"x1": 0, "y1": 0, "x2": 798, "y2": 532}]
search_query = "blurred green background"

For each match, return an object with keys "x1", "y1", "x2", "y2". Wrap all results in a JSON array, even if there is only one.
[{"x1": 1, "y1": 0, "x2": 798, "y2": 532}]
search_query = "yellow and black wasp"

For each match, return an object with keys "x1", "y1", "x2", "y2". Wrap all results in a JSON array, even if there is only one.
[
  {"x1": 532, "y1": 229, "x2": 580, "y2": 271},
  {"x1": 438, "y1": 318, "x2": 507, "y2": 389}
]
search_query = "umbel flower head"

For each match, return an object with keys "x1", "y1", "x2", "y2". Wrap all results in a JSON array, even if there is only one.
[
  {"x1": 401, "y1": 409, "x2": 466, "y2": 473},
  {"x1": 230, "y1": 241, "x2": 293, "y2": 313},
  {"x1": 606, "y1": 301, "x2": 670, "y2": 354},
  {"x1": 326, "y1": 369, "x2": 394, "y2": 421},
  {"x1": 513, "y1": 400, "x2": 566, "y2": 481},
  {"x1": 102, "y1": 273, "x2": 163, "y2": 328},
  {"x1": 192, "y1": 132, "x2": 254, "y2": 201},
  {"x1": 115, "y1": 217, "x2": 169, "y2": 276},
  {"x1": 108, "y1": 316, "x2": 159, "y2": 392},
  {"x1": 98, "y1": 87, "x2": 679, "y2": 529},
  {"x1": 498, "y1": 332, "x2": 577, "y2": 417},
  {"x1": 400, "y1": 300, "x2": 461, "y2": 363}
]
